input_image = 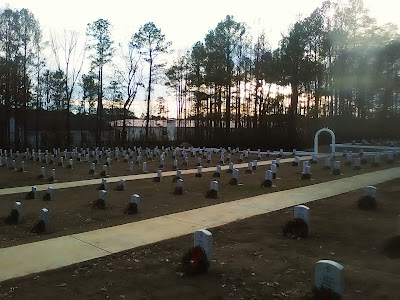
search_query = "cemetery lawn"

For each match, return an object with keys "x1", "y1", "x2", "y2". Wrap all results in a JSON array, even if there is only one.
[
  {"x1": 1, "y1": 157, "x2": 399, "y2": 248},
  {"x1": 0, "y1": 178, "x2": 399, "y2": 299}
]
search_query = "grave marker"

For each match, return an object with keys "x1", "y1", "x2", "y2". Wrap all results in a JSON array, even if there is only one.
[
  {"x1": 174, "y1": 179, "x2": 184, "y2": 195},
  {"x1": 14, "y1": 201, "x2": 22, "y2": 223},
  {"x1": 154, "y1": 169, "x2": 162, "y2": 182},
  {"x1": 131, "y1": 194, "x2": 140, "y2": 209},
  {"x1": 263, "y1": 170, "x2": 273, "y2": 187},
  {"x1": 332, "y1": 161, "x2": 341, "y2": 175},
  {"x1": 99, "y1": 190, "x2": 107, "y2": 202},
  {"x1": 101, "y1": 165, "x2": 108, "y2": 177},
  {"x1": 40, "y1": 208, "x2": 49, "y2": 228},
  {"x1": 271, "y1": 163, "x2": 277, "y2": 179},
  {"x1": 323, "y1": 158, "x2": 331, "y2": 170},
  {"x1": 43, "y1": 187, "x2": 54, "y2": 201},
  {"x1": 292, "y1": 156, "x2": 299, "y2": 167},
  {"x1": 229, "y1": 168, "x2": 239, "y2": 185},
  {"x1": 363, "y1": 185, "x2": 377, "y2": 198},
  {"x1": 301, "y1": 164, "x2": 312, "y2": 180},
  {"x1": 213, "y1": 165, "x2": 221, "y2": 177},
  {"x1": 243, "y1": 161, "x2": 253, "y2": 173},
  {"x1": 314, "y1": 260, "x2": 344, "y2": 297},
  {"x1": 195, "y1": 166, "x2": 203, "y2": 177},
  {"x1": 294, "y1": 205, "x2": 310, "y2": 227},
  {"x1": 194, "y1": 229, "x2": 212, "y2": 262}
]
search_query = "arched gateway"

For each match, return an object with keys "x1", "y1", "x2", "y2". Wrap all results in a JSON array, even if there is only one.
[{"x1": 314, "y1": 128, "x2": 335, "y2": 155}]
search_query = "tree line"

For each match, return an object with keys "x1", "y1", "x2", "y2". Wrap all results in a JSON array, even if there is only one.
[{"x1": 1, "y1": 0, "x2": 399, "y2": 149}]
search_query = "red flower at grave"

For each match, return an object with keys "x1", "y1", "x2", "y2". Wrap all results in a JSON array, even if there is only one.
[
  {"x1": 191, "y1": 247, "x2": 202, "y2": 266},
  {"x1": 180, "y1": 246, "x2": 210, "y2": 275}
]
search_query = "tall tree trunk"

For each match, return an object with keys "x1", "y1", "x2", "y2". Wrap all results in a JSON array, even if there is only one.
[
  {"x1": 288, "y1": 82, "x2": 299, "y2": 148},
  {"x1": 145, "y1": 58, "x2": 153, "y2": 142}
]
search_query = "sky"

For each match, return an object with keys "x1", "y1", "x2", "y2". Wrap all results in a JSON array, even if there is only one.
[{"x1": 1, "y1": 0, "x2": 399, "y2": 117}]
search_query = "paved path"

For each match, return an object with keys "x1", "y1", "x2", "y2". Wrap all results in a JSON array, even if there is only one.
[
  {"x1": 0, "y1": 156, "x2": 313, "y2": 196},
  {"x1": 0, "y1": 167, "x2": 399, "y2": 282}
]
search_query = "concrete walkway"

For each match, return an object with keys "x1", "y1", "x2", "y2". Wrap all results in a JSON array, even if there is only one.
[
  {"x1": 0, "y1": 167, "x2": 399, "y2": 282},
  {"x1": 0, "y1": 156, "x2": 313, "y2": 196}
]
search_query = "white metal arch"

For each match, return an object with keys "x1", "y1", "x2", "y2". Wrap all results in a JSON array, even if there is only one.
[{"x1": 314, "y1": 128, "x2": 335, "y2": 155}]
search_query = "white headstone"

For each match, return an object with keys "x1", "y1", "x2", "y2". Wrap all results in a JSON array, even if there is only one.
[
  {"x1": 103, "y1": 164, "x2": 108, "y2": 176},
  {"x1": 131, "y1": 194, "x2": 140, "y2": 206},
  {"x1": 211, "y1": 180, "x2": 219, "y2": 192},
  {"x1": 51, "y1": 168, "x2": 56, "y2": 180},
  {"x1": 265, "y1": 170, "x2": 273, "y2": 181},
  {"x1": 252, "y1": 160, "x2": 257, "y2": 168},
  {"x1": 91, "y1": 162, "x2": 96, "y2": 171},
  {"x1": 31, "y1": 186, "x2": 37, "y2": 198},
  {"x1": 142, "y1": 162, "x2": 147, "y2": 173},
  {"x1": 294, "y1": 205, "x2": 310, "y2": 227},
  {"x1": 233, "y1": 168, "x2": 239, "y2": 180},
  {"x1": 40, "y1": 208, "x2": 49, "y2": 226},
  {"x1": 177, "y1": 178, "x2": 184, "y2": 188},
  {"x1": 334, "y1": 161, "x2": 341, "y2": 170},
  {"x1": 247, "y1": 162, "x2": 252, "y2": 171},
  {"x1": 271, "y1": 164, "x2": 277, "y2": 173},
  {"x1": 363, "y1": 186, "x2": 377, "y2": 198},
  {"x1": 312, "y1": 153, "x2": 317, "y2": 162},
  {"x1": 303, "y1": 165, "x2": 311, "y2": 174},
  {"x1": 99, "y1": 190, "x2": 107, "y2": 202},
  {"x1": 194, "y1": 229, "x2": 212, "y2": 262},
  {"x1": 14, "y1": 201, "x2": 22, "y2": 222},
  {"x1": 120, "y1": 179, "x2": 126, "y2": 189},
  {"x1": 197, "y1": 166, "x2": 202, "y2": 174},
  {"x1": 216, "y1": 165, "x2": 221, "y2": 174},
  {"x1": 314, "y1": 260, "x2": 344, "y2": 296},
  {"x1": 129, "y1": 161, "x2": 134, "y2": 172},
  {"x1": 157, "y1": 169, "x2": 162, "y2": 181}
]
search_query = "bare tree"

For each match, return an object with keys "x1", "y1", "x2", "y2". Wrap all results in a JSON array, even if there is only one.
[
  {"x1": 113, "y1": 41, "x2": 143, "y2": 145},
  {"x1": 50, "y1": 29, "x2": 86, "y2": 148}
]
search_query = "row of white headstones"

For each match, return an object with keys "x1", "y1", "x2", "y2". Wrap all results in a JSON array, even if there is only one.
[{"x1": 2, "y1": 147, "x2": 396, "y2": 181}]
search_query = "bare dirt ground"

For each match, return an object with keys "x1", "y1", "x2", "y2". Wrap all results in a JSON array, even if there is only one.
[
  {"x1": 0, "y1": 156, "x2": 398, "y2": 248},
  {"x1": 0, "y1": 178, "x2": 399, "y2": 299}
]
